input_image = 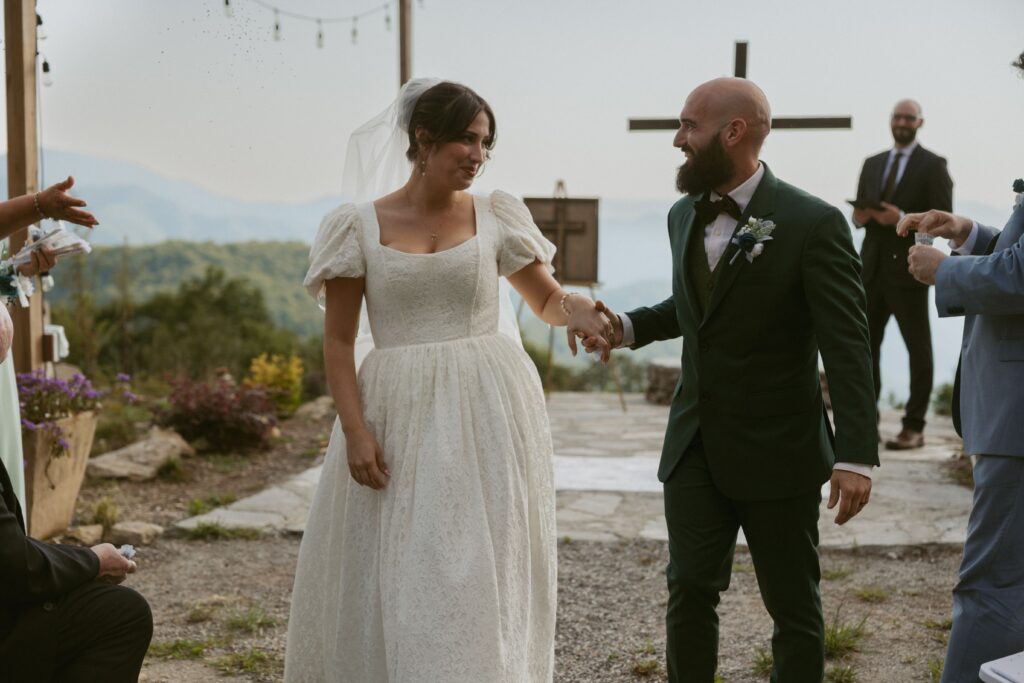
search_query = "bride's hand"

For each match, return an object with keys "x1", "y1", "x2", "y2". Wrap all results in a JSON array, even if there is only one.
[
  {"x1": 345, "y1": 426, "x2": 390, "y2": 489},
  {"x1": 566, "y1": 299, "x2": 612, "y2": 363}
]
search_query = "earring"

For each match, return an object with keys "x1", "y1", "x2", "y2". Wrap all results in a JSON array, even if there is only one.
[{"x1": 419, "y1": 157, "x2": 426, "y2": 176}]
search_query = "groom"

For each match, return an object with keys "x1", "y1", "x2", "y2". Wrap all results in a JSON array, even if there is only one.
[{"x1": 593, "y1": 78, "x2": 879, "y2": 682}]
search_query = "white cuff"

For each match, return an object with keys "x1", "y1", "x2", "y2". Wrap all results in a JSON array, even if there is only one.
[
  {"x1": 619, "y1": 313, "x2": 635, "y2": 348},
  {"x1": 833, "y1": 462, "x2": 874, "y2": 480},
  {"x1": 951, "y1": 221, "x2": 979, "y2": 255}
]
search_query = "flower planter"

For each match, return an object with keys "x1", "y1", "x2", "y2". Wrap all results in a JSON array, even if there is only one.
[{"x1": 24, "y1": 411, "x2": 97, "y2": 539}]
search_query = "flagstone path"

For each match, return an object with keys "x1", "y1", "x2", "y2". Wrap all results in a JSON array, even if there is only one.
[{"x1": 177, "y1": 392, "x2": 973, "y2": 549}]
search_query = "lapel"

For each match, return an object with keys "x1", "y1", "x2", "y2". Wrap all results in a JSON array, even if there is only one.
[
  {"x1": 869, "y1": 153, "x2": 887, "y2": 201},
  {"x1": 674, "y1": 199, "x2": 701, "y2": 329},
  {"x1": 701, "y1": 163, "x2": 779, "y2": 328},
  {"x1": 891, "y1": 145, "x2": 925, "y2": 203}
]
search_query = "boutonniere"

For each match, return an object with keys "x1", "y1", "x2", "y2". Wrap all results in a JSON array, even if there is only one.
[
  {"x1": 1013, "y1": 178, "x2": 1023, "y2": 209},
  {"x1": 729, "y1": 217, "x2": 776, "y2": 265}
]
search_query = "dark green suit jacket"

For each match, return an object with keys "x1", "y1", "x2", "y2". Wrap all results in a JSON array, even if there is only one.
[{"x1": 628, "y1": 165, "x2": 879, "y2": 500}]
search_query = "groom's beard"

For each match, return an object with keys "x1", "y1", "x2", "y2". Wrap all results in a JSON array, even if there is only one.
[{"x1": 675, "y1": 135, "x2": 734, "y2": 196}]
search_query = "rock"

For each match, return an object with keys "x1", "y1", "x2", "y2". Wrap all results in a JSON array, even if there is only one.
[
  {"x1": 66, "y1": 524, "x2": 104, "y2": 545},
  {"x1": 293, "y1": 395, "x2": 335, "y2": 422},
  {"x1": 87, "y1": 427, "x2": 195, "y2": 481},
  {"x1": 645, "y1": 358, "x2": 681, "y2": 405},
  {"x1": 108, "y1": 521, "x2": 164, "y2": 545}
]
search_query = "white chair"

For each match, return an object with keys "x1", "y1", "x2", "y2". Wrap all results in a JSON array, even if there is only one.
[{"x1": 981, "y1": 651, "x2": 1024, "y2": 683}]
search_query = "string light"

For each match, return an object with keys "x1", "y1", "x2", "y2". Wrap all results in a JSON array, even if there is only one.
[
  {"x1": 36, "y1": 13, "x2": 46, "y2": 40},
  {"x1": 223, "y1": 1, "x2": 393, "y2": 49},
  {"x1": 41, "y1": 59, "x2": 53, "y2": 87}
]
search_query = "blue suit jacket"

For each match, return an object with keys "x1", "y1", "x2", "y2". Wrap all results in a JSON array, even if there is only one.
[{"x1": 935, "y1": 203, "x2": 1024, "y2": 456}]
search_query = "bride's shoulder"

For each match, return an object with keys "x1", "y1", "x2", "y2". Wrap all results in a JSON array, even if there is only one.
[
  {"x1": 487, "y1": 189, "x2": 533, "y2": 228},
  {"x1": 321, "y1": 202, "x2": 361, "y2": 227}
]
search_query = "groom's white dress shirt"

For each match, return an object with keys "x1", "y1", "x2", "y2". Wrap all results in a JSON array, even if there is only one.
[{"x1": 616, "y1": 164, "x2": 875, "y2": 480}]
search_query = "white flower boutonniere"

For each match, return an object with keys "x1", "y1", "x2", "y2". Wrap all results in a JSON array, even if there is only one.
[{"x1": 729, "y1": 217, "x2": 776, "y2": 265}]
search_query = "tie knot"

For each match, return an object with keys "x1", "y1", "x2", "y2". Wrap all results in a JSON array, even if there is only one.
[{"x1": 694, "y1": 195, "x2": 741, "y2": 226}]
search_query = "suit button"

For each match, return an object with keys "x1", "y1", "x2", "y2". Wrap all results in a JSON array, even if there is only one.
[
  {"x1": 892, "y1": 254, "x2": 898, "y2": 260},
  {"x1": 699, "y1": 342, "x2": 710, "y2": 352},
  {"x1": 43, "y1": 602, "x2": 54, "y2": 612}
]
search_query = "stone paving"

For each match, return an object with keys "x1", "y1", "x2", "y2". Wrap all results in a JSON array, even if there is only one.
[{"x1": 176, "y1": 392, "x2": 974, "y2": 549}]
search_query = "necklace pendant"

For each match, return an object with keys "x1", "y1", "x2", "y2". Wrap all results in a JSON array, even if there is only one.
[{"x1": 430, "y1": 233, "x2": 438, "y2": 242}]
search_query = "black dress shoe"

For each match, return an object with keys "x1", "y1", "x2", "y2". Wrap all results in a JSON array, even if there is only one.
[{"x1": 885, "y1": 429, "x2": 924, "y2": 450}]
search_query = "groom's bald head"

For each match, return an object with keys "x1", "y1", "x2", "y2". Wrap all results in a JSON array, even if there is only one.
[{"x1": 686, "y1": 77, "x2": 772, "y2": 151}]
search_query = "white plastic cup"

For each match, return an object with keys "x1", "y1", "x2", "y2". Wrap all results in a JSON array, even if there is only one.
[{"x1": 914, "y1": 232, "x2": 935, "y2": 246}]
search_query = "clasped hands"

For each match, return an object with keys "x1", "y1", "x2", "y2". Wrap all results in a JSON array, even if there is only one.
[{"x1": 565, "y1": 298, "x2": 622, "y2": 364}]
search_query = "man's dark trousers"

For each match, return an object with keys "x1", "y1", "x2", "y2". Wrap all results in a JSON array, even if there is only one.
[{"x1": 664, "y1": 437, "x2": 823, "y2": 683}]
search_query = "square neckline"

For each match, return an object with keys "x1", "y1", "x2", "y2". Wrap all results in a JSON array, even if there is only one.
[{"x1": 368, "y1": 193, "x2": 481, "y2": 257}]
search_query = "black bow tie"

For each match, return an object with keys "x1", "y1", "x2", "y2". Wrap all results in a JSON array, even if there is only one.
[{"x1": 694, "y1": 195, "x2": 741, "y2": 227}]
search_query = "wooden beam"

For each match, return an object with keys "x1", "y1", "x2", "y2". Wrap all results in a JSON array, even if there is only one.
[
  {"x1": 398, "y1": 0, "x2": 411, "y2": 86},
  {"x1": 628, "y1": 116, "x2": 852, "y2": 131},
  {"x1": 734, "y1": 41, "x2": 748, "y2": 78},
  {"x1": 5, "y1": 0, "x2": 43, "y2": 375}
]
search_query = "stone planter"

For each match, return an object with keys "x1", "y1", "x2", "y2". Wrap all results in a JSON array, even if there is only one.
[
  {"x1": 24, "y1": 411, "x2": 97, "y2": 540},
  {"x1": 645, "y1": 358, "x2": 682, "y2": 405}
]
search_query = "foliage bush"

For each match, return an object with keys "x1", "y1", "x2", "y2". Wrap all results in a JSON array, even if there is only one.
[
  {"x1": 90, "y1": 373, "x2": 150, "y2": 456},
  {"x1": 932, "y1": 382, "x2": 955, "y2": 417},
  {"x1": 245, "y1": 353, "x2": 304, "y2": 417},
  {"x1": 162, "y1": 377, "x2": 277, "y2": 453}
]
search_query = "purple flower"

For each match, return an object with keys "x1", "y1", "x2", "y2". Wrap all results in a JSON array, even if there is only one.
[
  {"x1": 57, "y1": 437, "x2": 70, "y2": 451},
  {"x1": 116, "y1": 373, "x2": 131, "y2": 383},
  {"x1": 122, "y1": 391, "x2": 140, "y2": 404},
  {"x1": 21, "y1": 418, "x2": 37, "y2": 431}
]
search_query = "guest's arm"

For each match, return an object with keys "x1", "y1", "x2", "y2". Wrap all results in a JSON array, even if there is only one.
[{"x1": 0, "y1": 176, "x2": 98, "y2": 241}]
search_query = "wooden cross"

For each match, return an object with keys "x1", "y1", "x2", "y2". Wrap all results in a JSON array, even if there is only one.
[{"x1": 628, "y1": 41, "x2": 852, "y2": 132}]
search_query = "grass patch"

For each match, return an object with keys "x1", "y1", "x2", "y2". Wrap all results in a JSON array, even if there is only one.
[
  {"x1": 301, "y1": 446, "x2": 320, "y2": 458},
  {"x1": 207, "y1": 453, "x2": 248, "y2": 472},
  {"x1": 822, "y1": 567, "x2": 852, "y2": 581},
  {"x1": 733, "y1": 562, "x2": 754, "y2": 574},
  {"x1": 637, "y1": 553, "x2": 657, "y2": 566},
  {"x1": 824, "y1": 610, "x2": 866, "y2": 660},
  {"x1": 825, "y1": 664, "x2": 859, "y2": 683},
  {"x1": 225, "y1": 606, "x2": 277, "y2": 634},
  {"x1": 182, "y1": 522, "x2": 262, "y2": 541},
  {"x1": 157, "y1": 456, "x2": 189, "y2": 482},
  {"x1": 630, "y1": 659, "x2": 662, "y2": 677},
  {"x1": 753, "y1": 646, "x2": 773, "y2": 676},
  {"x1": 214, "y1": 648, "x2": 281, "y2": 676},
  {"x1": 187, "y1": 493, "x2": 238, "y2": 516},
  {"x1": 854, "y1": 586, "x2": 888, "y2": 603},
  {"x1": 924, "y1": 617, "x2": 953, "y2": 631},
  {"x1": 148, "y1": 638, "x2": 218, "y2": 660},
  {"x1": 92, "y1": 496, "x2": 119, "y2": 530},
  {"x1": 946, "y1": 454, "x2": 974, "y2": 488},
  {"x1": 928, "y1": 658, "x2": 943, "y2": 682}
]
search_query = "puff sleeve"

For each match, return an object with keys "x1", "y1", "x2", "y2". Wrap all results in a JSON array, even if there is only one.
[
  {"x1": 303, "y1": 204, "x2": 364, "y2": 302},
  {"x1": 491, "y1": 190, "x2": 557, "y2": 278}
]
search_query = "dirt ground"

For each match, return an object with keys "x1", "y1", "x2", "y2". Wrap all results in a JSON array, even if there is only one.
[{"x1": 66, "y1": 409, "x2": 963, "y2": 683}]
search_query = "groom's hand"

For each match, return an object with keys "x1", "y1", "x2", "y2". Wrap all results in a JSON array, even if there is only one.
[
  {"x1": 593, "y1": 301, "x2": 622, "y2": 347},
  {"x1": 827, "y1": 470, "x2": 871, "y2": 525}
]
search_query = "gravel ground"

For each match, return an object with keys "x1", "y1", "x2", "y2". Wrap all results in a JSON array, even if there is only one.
[{"x1": 129, "y1": 534, "x2": 961, "y2": 682}]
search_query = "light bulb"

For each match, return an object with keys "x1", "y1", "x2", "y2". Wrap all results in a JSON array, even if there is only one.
[
  {"x1": 42, "y1": 60, "x2": 53, "y2": 87},
  {"x1": 36, "y1": 13, "x2": 46, "y2": 40}
]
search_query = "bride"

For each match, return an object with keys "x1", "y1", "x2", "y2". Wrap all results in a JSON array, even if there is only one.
[{"x1": 284, "y1": 79, "x2": 612, "y2": 682}]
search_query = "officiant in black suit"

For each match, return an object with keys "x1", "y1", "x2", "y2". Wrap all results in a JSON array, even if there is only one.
[{"x1": 852, "y1": 99, "x2": 953, "y2": 450}]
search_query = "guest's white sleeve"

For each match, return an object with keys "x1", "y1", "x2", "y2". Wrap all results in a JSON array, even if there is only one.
[
  {"x1": 950, "y1": 222, "x2": 980, "y2": 255},
  {"x1": 618, "y1": 313, "x2": 635, "y2": 348},
  {"x1": 833, "y1": 462, "x2": 874, "y2": 480}
]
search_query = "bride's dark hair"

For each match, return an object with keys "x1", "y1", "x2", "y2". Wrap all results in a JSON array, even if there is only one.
[{"x1": 405, "y1": 82, "x2": 496, "y2": 162}]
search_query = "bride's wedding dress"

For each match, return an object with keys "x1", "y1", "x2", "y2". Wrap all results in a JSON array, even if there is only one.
[{"x1": 284, "y1": 190, "x2": 557, "y2": 682}]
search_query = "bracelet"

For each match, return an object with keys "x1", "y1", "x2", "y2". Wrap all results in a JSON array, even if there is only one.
[
  {"x1": 33, "y1": 192, "x2": 48, "y2": 220},
  {"x1": 559, "y1": 292, "x2": 577, "y2": 318}
]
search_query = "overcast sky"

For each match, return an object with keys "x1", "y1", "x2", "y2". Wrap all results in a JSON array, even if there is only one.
[{"x1": 5, "y1": 0, "x2": 1023, "y2": 214}]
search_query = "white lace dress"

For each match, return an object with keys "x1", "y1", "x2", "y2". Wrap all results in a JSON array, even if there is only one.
[{"x1": 284, "y1": 190, "x2": 557, "y2": 683}]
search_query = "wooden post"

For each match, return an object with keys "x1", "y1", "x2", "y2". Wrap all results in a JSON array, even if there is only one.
[
  {"x1": 398, "y1": 0, "x2": 411, "y2": 86},
  {"x1": 5, "y1": 0, "x2": 43, "y2": 375}
]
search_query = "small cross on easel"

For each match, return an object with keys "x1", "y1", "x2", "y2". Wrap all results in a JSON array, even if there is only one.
[
  {"x1": 532, "y1": 181, "x2": 588, "y2": 281},
  {"x1": 628, "y1": 41, "x2": 852, "y2": 133}
]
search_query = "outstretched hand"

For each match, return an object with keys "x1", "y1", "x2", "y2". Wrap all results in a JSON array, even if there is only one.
[
  {"x1": 896, "y1": 210, "x2": 972, "y2": 245},
  {"x1": 565, "y1": 298, "x2": 613, "y2": 362},
  {"x1": 37, "y1": 176, "x2": 99, "y2": 228},
  {"x1": 827, "y1": 470, "x2": 872, "y2": 525}
]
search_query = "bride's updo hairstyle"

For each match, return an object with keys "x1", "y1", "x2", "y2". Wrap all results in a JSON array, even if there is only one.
[{"x1": 405, "y1": 81, "x2": 496, "y2": 163}]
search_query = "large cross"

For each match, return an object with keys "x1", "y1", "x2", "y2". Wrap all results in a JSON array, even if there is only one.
[
  {"x1": 628, "y1": 41, "x2": 852, "y2": 133},
  {"x1": 534, "y1": 211, "x2": 587, "y2": 283}
]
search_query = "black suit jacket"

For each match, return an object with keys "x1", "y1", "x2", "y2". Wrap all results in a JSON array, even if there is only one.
[
  {"x1": 855, "y1": 144, "x2": 953, "y2": 288},
  {"x1": 0, "y1": 459, "x2": 99, "y2": 675}
]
